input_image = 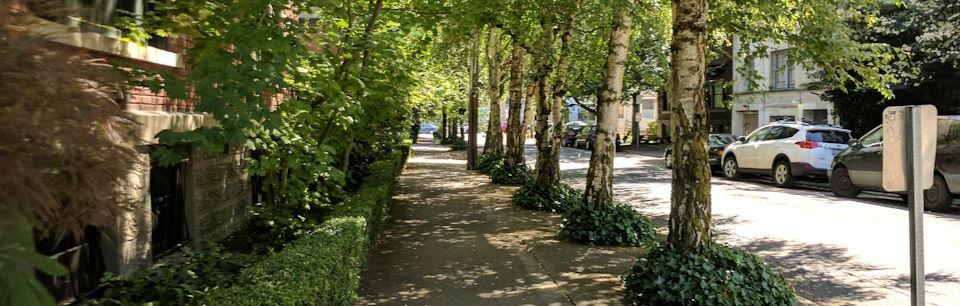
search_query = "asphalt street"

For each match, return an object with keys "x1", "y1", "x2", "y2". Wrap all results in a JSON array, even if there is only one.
[{"x1": 536, "y1": 142, "x2": 960, "y2": 305}]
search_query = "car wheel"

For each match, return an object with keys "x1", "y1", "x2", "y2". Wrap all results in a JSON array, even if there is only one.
[
  {"x1": 772, "y1": 160, "x2": 796, "y2": 188},
  {"x1": 830, "y1": 167, "x2": 861, "y2": 198},
  {"x1": 723, "y1": 156, "x2": 741, "y2": 180},
  {"x1": 924, "y1": 174, "x2": 953, "y2": 212},
  {"x1": 665, "y1": 151, "x2": 673, "y2": 169}
]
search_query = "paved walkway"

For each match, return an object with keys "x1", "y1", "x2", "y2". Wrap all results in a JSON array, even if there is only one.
[{"x1": 356, "y1": 141, "x2": 643, "y2": 306}]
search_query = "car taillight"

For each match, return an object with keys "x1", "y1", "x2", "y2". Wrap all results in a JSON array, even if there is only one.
[{"x1": 795, "y1": 141, "x2": 820, "y2": 149}]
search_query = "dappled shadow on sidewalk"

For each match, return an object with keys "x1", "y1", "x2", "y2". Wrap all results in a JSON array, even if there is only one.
[
  {"x1": 728, "y1": 236, "x2": 960, "y2": 304},
  {"x1": 358, "y1": 141, "x2": 645, "y2": 305}
]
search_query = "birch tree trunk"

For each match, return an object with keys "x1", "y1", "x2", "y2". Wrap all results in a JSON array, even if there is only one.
[
  {"x1": 583, "y1": 0, "x2": 633, "y2": 207},
  {"x1": 521, "y1": 81, "x2": 537, "y2": 140},
  {"x1": 483, "y1": 27, "x2": 504, "y2": 155},
  {"x1": 667, "y1": 0, "x2": 712, "y2": 252},
  {"x1": 536, "y1": 6, "x2": 578, "y2": 186},
  {"x1": 532, "y1": 22, "x2": 556, "y2": 186},
  {"x1": 504, "y1": 40, "x2": 526, "y2": 167}
]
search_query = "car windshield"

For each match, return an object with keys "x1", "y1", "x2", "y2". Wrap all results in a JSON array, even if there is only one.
[
  {"x1": 709, "y1": 134, "x2": 736, "y2": 146},
  {"x1": 807, "y1": 130, "x2": 851, "y2": 144}
]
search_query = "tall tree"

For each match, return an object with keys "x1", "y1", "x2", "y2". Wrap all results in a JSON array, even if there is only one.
[
  {"x1": 483, "y1": 27, "x2": 505, "y2": 155},
  {"x1": 583, "y1": 0, "x2": 634, "y2": 207},
  {"x1": 667, "y1": 0, "x2": 711, "y2": 251},
  {"x1": 467, "y1": 30, "x2": 481, "y2": 169},
  {"x1": 504, "y1": 38, "x2": 527, "y2": 167},
  {"x1": 542, "y1": 6, "x2": 579, "y2": 185},
  {"x1": 532, "y1": 19, "x2": 558, "y2": 186}
]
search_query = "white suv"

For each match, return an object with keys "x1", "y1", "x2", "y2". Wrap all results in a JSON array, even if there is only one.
[{"x1": 722, "y1": 122, "x2": 853, "y2": 187}]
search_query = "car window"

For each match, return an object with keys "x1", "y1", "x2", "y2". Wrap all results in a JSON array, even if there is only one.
[
  {"x1": 938, "y1": 118, "x2": 960, "y2": 154},
  {"x1": 859, "y1": 127, "x2": 883, "y2": 147},
  {"x1": 747, "y1": 127, "x2": 771, "y2": 142},
  {"x1": 767, "y1": 127, "x2": 799, "y2": 140},
  {"x1": 763, "y1": 127, "x2": 783, "y2": 141},
  {"x1": 807, "y1": 130, "x2": 852, "y2": 144},
  {"x1": 709, "y1": 134, "x2": 736, "y2": 146}
]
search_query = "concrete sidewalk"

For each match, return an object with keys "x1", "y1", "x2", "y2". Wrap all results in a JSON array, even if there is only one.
[{"x1": 356, "y1": 142, "x2": 644, "y2": 306}]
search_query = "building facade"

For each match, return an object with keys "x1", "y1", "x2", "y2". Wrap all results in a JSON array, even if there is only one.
[
  {"x1": 17, "y1": 1, "x2": 255, "y2": 301},
  {"x1": 730, "y1": 37, "x2": 836, "y2": 136},
  {"x1": 657, "y1": 57, "x2": 734, "y2": 141}
]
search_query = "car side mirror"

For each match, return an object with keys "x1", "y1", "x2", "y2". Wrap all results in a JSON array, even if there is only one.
[
  {"x1": 847, "y1": 139, "x2": 859, "y2": 147},
  {"x1": 738, "y1": 136, "x2": 747, "y2": 143}
]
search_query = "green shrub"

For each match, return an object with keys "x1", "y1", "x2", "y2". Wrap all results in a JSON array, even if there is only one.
[
  {"x1": 512, "y1": 182, "x2": 582, "y2": 212},
  {"x1": 449, "y1": 136, "x2": 467, "y2": 150},
  {"x1": 559, "y1": 202, "x2": 656, "y2": 246},
  {"x1": 623, "y1": 243, "x2": 797, "y2": 306},
  {"x1": 489, "y1": 162, "x2": 533, "y2": 185},
  {"x1": 476, "y1": 151, "x2": 502, "y2": 173},
  {"x1": 92, "y1": 244, "x2": 255, "y2": 305},
  {"x1": 202, "y1": 146, "x2": 408, "y2": 306}
]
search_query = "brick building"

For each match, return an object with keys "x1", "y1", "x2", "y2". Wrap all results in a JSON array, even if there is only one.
[{"x1": 14, "y1": 1, "x2": 255, "y2": 301}]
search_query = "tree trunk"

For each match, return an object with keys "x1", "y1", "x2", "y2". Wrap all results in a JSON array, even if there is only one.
[
  {"x1": 484, "y1": 27, "x2": 504, "y2": 156},
  {"x1": 541, "y1": 6, "x2": 578, "y2": 186},
  {"x1": 583, "y1": 0, "x2": 633, "y2": 207},
  {"x1": 533, "y1": 21, "x2": 558, "y2": 186},
  {"x1": 441, "y1": 109, "x2": 448, "y2": 140},
  {"x1": 631, "y1": 92, "x2": 641, "y2": 149},
  {"x1": 522, "y1": 81, "x2": 537, "y2": 140},
  {"x1": 504, "y1": 39, "x2": 526, "y2": 167},
  {"x1": 667, "y1": 0, "x2": 711, "y2": 252},
  {"x1": 468, "y1": 30, "x2": 481, "y2": 169}
]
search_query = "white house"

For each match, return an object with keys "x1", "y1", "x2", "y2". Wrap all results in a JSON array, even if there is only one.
[{"x1": 730, "y1": 37, "x2": 836, "y2": 136}]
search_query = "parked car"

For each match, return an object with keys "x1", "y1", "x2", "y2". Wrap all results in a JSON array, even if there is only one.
[
  {"x1": 828, "y1": 116, "x2": 960, "y2": 211},
  {"x1": 575, "y1": 125, "x2": 597, "y2": 149},
  {"x1": 722, "y1": 122, "x2": 852, "y2": 187},
  {"x1": 664, "y1": 134, "x2": 737, "y2": 170},
  {"x1": 419, "y1": 123, "x2": 438, "y2": 134},
  {"x1": 562, "y1": 122, "x2": 589, "y2": 147}
]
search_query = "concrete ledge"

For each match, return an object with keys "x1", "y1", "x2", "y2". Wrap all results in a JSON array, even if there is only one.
[
  {"x1": 127, "y1": 110, "x2": 218, "y2": 144},
  {"x1": 31, "y1": 18, "x2": 184, "y2": 68}
]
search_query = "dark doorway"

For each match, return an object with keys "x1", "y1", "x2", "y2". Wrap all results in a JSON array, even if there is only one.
[{"x1": 149, "y1": 158, "x2": 190, "y2": 258}]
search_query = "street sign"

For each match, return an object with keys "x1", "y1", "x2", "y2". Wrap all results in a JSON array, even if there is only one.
[
  {"x1": 882, "y1": 105, "x2": 937, "y2": 192},
  {"x1": 881, "y1": 105, "x2": 938, "y2": 306}
]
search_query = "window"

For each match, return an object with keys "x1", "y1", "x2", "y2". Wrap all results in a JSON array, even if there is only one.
[
  {"x1": 658, "y1": 91, "x2": 668, "y2": 111},
  {"x1": 641, "y1": 100, "x2": 656, "y2": 119},
  {"x1": 859, "y1": 127, "x2": 883, "y2": 147},
  {"x1": 770, "y1": 49, "x2": 795, "y2": 90},
  {"x1": 765, "y1": 126, "x2": 799, "y2": 140},
  {"x1": 43, "y1": 0, "x2": 169, "y2": 49},
  {"x1": 938, "y1": 118, "x2": 960, "y2": 154},
  {"x1": 707, "y1": 81, "x2": 725, "y2": 109},
  {"x1": 807, "y1": 130, "x2": 852, "y2": 144},
  {"x1": 747, "y1": 127, "x2": 771, "y2": 142},
  {"x1": 770, "y1": 115, "x2": 795, "y2": 122}
]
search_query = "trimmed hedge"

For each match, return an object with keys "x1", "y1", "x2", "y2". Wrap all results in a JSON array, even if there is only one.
[{"x1": 203, "y1": 144, "x2": 409, "y2": 305}]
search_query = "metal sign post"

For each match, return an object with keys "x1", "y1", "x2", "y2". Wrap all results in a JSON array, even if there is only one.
[{"x1": 882, "y1": 105, "x2": 938, "y2": 306}]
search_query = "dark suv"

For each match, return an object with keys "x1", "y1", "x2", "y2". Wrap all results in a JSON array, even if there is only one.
[{"x1": 828, "y1": 116, "x2": 960, "y2": 211}]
